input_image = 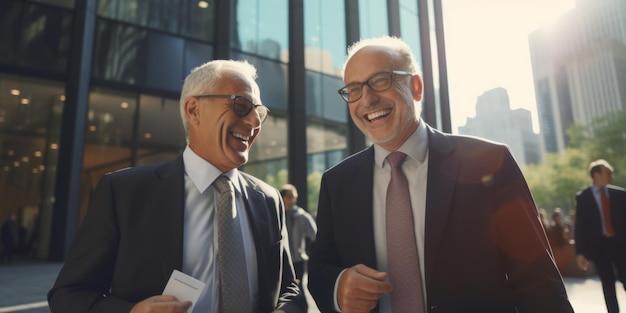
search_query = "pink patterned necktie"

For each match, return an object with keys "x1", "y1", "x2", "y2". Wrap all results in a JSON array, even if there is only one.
[{"x1": 386, "y1": 151, "x2": 425, "y2": 312}]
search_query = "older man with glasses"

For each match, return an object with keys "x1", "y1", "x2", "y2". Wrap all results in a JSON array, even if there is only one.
[
  {"x1": 308, "y1": 36, "x2": 574, "y2": 313},
  {"x1": 49, "y1": 60, "x2": 305, "y2": 313}
]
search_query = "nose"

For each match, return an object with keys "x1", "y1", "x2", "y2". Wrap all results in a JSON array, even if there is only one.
[
  {"x1": 242, "y1": 109, "x2": 262, "y2": 128},
  {"x1": 359, "y1": 84, "x2": 378, "y2": 104}
]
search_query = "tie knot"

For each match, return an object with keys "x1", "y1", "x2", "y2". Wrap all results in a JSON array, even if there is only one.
[
  {"x1": 214, "y1": 176, "x2": 233, "y2": 194},
  {"x1": 387, "y1": 151, "x2": 407, "y2": 168}
]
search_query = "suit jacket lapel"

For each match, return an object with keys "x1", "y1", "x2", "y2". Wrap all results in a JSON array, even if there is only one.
[
  {"x1": 347, "y1": 147, "x2": 377, "y2": 268},
  {"x1": 424, "y1": 126, "x2": 460, "y2": 287},
  {"x1": 239, "y1": 175, "x2": 272, "y2": 245},
  {"x1": 238, "y1": 173, "x2": 275, "y2": 311},
  {"x1": 151, "y1": 157, "x2": 186, "y2": 282}
]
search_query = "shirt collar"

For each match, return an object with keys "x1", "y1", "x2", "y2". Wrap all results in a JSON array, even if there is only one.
[
  {"x1": 374, "y1": 119, "x2": 429, "y2": 168},
  {"x1": 182, "y1": 146, "x2": 241, "y2": 194},
  {"x1": 592, "y1": 184, "x2": 607, "y2": 193}
]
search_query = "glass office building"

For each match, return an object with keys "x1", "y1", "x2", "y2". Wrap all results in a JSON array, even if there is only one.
[{"x1": 0, "y1": 0, "x2": 449, "y2": 261}]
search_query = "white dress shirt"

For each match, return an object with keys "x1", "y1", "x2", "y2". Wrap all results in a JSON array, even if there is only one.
[
  {"x1": 372, "y1": 121, "x2": 429, "y2": 313},
  {"x1": 181, "y1": 146, "x2": 258, "y2": 312}
]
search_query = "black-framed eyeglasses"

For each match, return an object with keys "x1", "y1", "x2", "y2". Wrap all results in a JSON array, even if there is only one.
[
  {"x1": 338, "y1": 71, "x2": 413, "y2": 103},
  {"x1": 193, "y1": 94, "x2": 269, "y2": 123}
]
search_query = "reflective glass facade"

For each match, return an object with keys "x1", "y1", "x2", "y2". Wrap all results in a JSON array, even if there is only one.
[{"x1": 0, "y1": 0, "x2": 448, "y2": 261}]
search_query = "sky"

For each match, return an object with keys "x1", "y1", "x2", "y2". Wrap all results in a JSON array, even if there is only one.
[{"x1": 441, "y1": 0, "x2": 576, "y2": 133}]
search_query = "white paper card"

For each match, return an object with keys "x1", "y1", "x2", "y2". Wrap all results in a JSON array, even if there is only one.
[{"x1": 162, "y1": 269, "x2": 206, "y2": 313}]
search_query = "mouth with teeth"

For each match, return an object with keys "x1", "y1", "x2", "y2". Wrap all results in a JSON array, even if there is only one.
[
  {"x1": 366, "y1": 109, "x2": 392, "y2": 122},
  {"x1": 232, "y1": 131, "x2": 251, "y2": 142}
]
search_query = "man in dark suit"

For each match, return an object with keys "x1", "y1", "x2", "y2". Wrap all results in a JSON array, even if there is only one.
[
  {"x1": 308, "y1": 36, "x2": 573, "y2": 313},
  {"x1": 575, "y1": 159, "x2": 626, "y2": 313},
  {"x1": 48, "y1": 60, "x2": 305, "y2": 313}
]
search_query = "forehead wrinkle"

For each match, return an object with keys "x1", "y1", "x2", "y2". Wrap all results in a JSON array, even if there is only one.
[
  {"x1": 345, "y1": 47, "x2": 405, "y2": 84},
  {"x1": 219, "y1": 70, "x2": 261, "y2": 103}
]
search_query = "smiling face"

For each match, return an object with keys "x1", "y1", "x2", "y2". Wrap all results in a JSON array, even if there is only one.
[
  {"x1": 344, "y1": 46, "x2": 423, "y2": 151},
  {"x1": 184, "y1": 69, "x2": 262, "y2": 172}
]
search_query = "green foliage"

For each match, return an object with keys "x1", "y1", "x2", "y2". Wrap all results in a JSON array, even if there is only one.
[
  {"x1": 307, "y1": 171, "x2": 323, "y2": 217},
  {"x1": 522, "y1": 111, "x2": 626, "y2": 216},
  {"x1": 264, "y1": 168, "x2": 323, "y2": 217},
  {"x1": 587, "y1": 112, "x2": 626, "y2": 177},
  {"x1": 565, "y1": 123, "x2": 589, "y2": 149},
  {"x1": 265, "y1": 169, "x2": 287, "y2": 189},
  {"x1": 522, "y1": 149, "x2": 588, "y2": 214}
]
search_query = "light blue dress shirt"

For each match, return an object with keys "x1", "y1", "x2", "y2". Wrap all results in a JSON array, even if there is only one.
[{"x1": 181, "y1": 147, "x2": 258, "y2": 312}]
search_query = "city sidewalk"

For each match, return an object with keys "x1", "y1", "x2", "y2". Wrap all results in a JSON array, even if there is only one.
[{"x1": 1, "y1": 261, "x2": 624, "y2": 313}]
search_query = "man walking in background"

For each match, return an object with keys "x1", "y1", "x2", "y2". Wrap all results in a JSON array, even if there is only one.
[
  {"x1": 576, "y1": 159, "x2": 626, "y2": 313},
  {"x1": 281, "y1": 183, "x2": 317, "y2": 310}
]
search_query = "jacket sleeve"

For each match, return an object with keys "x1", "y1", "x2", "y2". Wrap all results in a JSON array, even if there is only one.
[
  {"x1": 273, "y1": 188, "x2": 307, "y2": 313},
  {"x1": 492, "y1": 148, "x2": 573, "y2": 312},
  {"x1": 307, "y1": 174, "x2": 345, "y2": 312},
  {"x1": 47, "y1": 174, "x2": 136, "y2": 313}
]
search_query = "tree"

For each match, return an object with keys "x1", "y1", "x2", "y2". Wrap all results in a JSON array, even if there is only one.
[
  {"x1": 523, "y1": 148, "x2": 588, "y2": 215},
  {"x1": 586, "y1": 112, "x2": 626, "y2": 186},
  {"x1": 307, "y1": 171, "x2": 322, "y2": 217},
  {"x1": 522, "y1": 111, "x2": 626, "y2": 215}
]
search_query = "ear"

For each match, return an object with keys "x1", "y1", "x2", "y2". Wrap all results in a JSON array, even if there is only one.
[
  {"x1": 184, "y1": 96, "x2": 201, "y2": 126},
  {"x1": 411, "y1": 74, "x2": 423, "y2": 102}
]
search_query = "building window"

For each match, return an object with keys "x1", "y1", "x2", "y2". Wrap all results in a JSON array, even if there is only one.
[
  {"x1": 304, "y1": 0, "x2": 346, "y2": 76},
  {"x1": 359, "y1": 0, "x2": 389, "y2": 38},
  {"x1": 0, "y1": 74, "x2": 65, "y2": 258},
  {"x1": 0, "y1": 1, "x2": 72, "y2": 75},
  {"x1": 233, "y1": 0, "x2": 289, "y2": 62},
  {"x1": 97, "y1": 0, "x2": 214, "y2": 41}
]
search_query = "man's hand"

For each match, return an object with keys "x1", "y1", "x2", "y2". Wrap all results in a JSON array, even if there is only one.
[
  {"x1": 337, "y1": 264, "x2": 393, "y2": 313},
  {"x1": 576, "y1": 255, "x2": 589, "y2": 271},
  {"x1": 130, "y1": 295, "x2": 192, "y2": 313}
]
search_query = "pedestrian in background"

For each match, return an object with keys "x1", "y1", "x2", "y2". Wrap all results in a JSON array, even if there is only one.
[
  {"x1": 1, "y1": 212, "x2": 17, "y2": 264},
  {"x1": 575, "y1": 159, "x2": 626, "y2": 313},
  {"x1": 549, "y1": 208, "x2": 570, "y2": 249},
  {"x1": 280, "y1": 184, "x2": 317, "y2": 310}
]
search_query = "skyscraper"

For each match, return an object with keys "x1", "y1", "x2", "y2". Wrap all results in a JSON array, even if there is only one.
[
  {"x1": 458, "y1": 87, "x2": 541, "y2": 165},
  {"x1": 529, "y1": 0, "x2": 626, "y2": 153}
]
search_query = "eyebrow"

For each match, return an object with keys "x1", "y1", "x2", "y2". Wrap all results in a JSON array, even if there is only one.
[{"x1": 344, "y1": 70, "x2": 390, "y2": 84}]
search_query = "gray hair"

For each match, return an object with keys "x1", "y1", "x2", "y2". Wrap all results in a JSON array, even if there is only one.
[
  {"x1": 342, "y1": 36, "x2": 422, "y2": 78},
  {"x1": 179, "y1": 60, "x2": 259, "y2": 139}
]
